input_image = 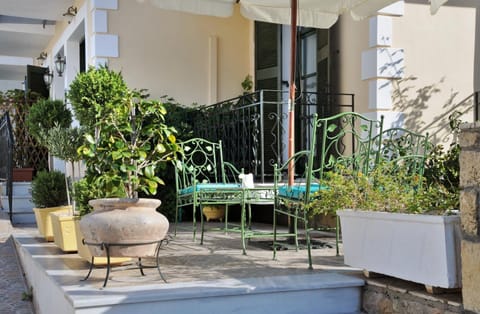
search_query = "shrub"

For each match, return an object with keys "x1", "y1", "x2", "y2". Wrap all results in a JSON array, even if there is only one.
[
  {"x1": 308, "y1": 162, "x2": 458, "y2": 216},
  {"x1": 67, "y1": 65, "x2": 128, "y2": 132},
  {"x1": 31, "y1": 170, "x2": 68, "y2": 208},
  {"x1": 26, "y1": 99, "x2": 72, "y2": 146}
]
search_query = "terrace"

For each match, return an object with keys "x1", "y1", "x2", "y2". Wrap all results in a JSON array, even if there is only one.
[
  {"x1": 2, "y1": 218, "x2": 463, "y2": 313},
  {"x1": 0, "y1": 87, "x2": 472, "y2": 313}
]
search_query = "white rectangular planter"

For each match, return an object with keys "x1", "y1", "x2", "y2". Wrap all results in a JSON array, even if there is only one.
[{"x1": 338, "y1": 210, "x2": 461, "y2": 288}]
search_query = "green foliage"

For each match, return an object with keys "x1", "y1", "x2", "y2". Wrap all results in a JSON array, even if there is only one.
[
  {"x1": 72, "y1": 178, "x2": 115, "y2": 216},
  {"x1": 147, "y1": 98, "x2": 199, "y2": 220},
  {"x1": 67, "y1": 65, "x2": 128, "y2": 132},
  {"x1": 26, "y1": 99, "x2": 72, "y2": 146},
  {"x1": 163, "y1": 99, "x2": 199, "y2": 141},
  {"x1": 424, "y1": 143, "x2": 459, "y2": 192},
  {"x1": 308, "y1": 162, "x2": 458, "y2": 216},
  {"x1": 31, "y1": 170, "x2": 68, "y2": 208},
  {"x1": 241, "y1": 74, "x2": 253, "y2": 93},
  {"x1": 44, "y1": 126, "x2": 84, "y2": 164},
  {"x1": 424, "y1": 110, "x2": 461, "y2": 195},
  {"x1": 21, "y1": 287, "x2": 33, "y2": 302},
  {"x1": 78, "y1": 88, "x2": 180, "y2": 199}
]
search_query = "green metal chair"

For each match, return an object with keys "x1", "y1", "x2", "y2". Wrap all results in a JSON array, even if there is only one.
[
  {"x1": 373, "y1": 127, "x2": 431, "y2": 178},
  {"x1": 174, "y1": 138, "x2": 243, "y2": 243},
  {"x1": 273, "y1": 112, "x2": 384, "y2": 269}
]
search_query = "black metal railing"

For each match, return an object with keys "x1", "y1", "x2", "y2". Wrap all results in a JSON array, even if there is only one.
[
  {"x1": 193, "y1": 90, "x2": 354, "y2": 182},
  {"x1": 0, "y1": 112, "x2": 14, "y2": 221}
]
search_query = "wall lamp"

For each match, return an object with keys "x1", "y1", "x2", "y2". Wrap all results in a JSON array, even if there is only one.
[
  {"x1": 43, "y1": 67, "x2": 54, "y2": 89},
  {"x1": 62, "y1": 6, "x2": 77, "y2": 17},
  {"x1": 54, "y1": 54, "x2": 66, "y2": 77},
  {"x1": 36, "y1": 52, "x2": 47, "y2": 62}
]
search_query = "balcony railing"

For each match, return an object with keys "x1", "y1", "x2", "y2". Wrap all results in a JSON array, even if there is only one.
[
  {"x1": 0, "y1": 112, "x2": 14, "y2": 221},
  {"x1": 193, "y1": 90, "x2": 354, "y2": 182}
]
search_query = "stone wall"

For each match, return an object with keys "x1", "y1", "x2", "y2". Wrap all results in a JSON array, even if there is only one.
[
  {"x1": 459, "y1": 121, "x2": 480, "y2": 313},
  {"x1": 362, "y1": 278, "x2": 462, "y2": 314}
]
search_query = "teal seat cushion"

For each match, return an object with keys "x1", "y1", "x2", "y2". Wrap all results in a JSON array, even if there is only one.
[
  {"x1": 278, "y1": 183, "x2": 328, "y2": 200},
  {"x1": 180, "y1": 183, "x2": 241, "y2": 195}
]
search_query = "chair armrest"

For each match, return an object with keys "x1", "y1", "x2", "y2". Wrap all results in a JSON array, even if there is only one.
[{"x1": 224, "y1": 161, "x2": 242, "y2": 183}]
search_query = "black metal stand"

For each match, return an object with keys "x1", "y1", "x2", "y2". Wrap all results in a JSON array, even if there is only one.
[{"x1": 81, "y1": 239, "x2": 167, "y2": 288}]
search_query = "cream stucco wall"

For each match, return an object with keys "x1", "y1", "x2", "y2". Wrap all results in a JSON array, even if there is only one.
[
  {"x1": 337, "y1": 1, "x2": 478, "y2": 146},
  {"x1": 336, "y1": 15, "x2": 371, "y2": 115},
  {"x1": 107, "y1": 1, "x2": 253, "y2": 107},
  {"x1": 392, "y1": 2, "x2": 477, "y2": 144}
]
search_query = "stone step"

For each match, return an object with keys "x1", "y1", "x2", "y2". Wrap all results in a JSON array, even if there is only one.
[
  {"x1": 10, "y1": 210, "x2": 35, "y2": 225},
  {"x1": 0, "y1": 182, "x2": 35, "y2": 224},
  {"x1": 14, "y1": 234, "x2": 365, "y2": 314},
  {"x1": 0, "y1": 182, "x2": 32, "y2": 197}
]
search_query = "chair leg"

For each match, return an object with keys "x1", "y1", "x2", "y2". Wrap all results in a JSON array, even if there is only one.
[
  {"x1": 174, "y1": 205, "x2": 179, "y2": 236},
  {"x1": 273, "y1": 206, "x2": 277, "y2": 260},
  {"x1": 293, "y1": 208, "x2": 299, "y2": 251},
  {"x1": 241, "y1": 202, "x2": 247, "y2": 255},
  {"x1": 335, "y1": 215, "x2": 340, "y2": 256},
  {"x1": 224, "y1": 204, "x2": 229, "y2": 234},
  {"x1": 305, "y1": 227, "x2": 313, "y2": 270},
  {"x1": 200, "y1": 205, "x2": 205, "y2": 245},
  {"x1": 192, "y1": 203, "x2": 197, "y2": 242}
]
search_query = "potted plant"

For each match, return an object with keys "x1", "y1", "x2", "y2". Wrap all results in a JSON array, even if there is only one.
[
  {"x1": 69, "y1": 66, "x2": 179, "y2": 258},
  {"x1": 27, "y1": 98, "x2": 73, "y2": 241},
  {"x1": 64, "y1": 65, "x2": 135, "y2": 262},
  {"x1": 71, "y1": 178, "x2": 130, "y2": 264},
  {"x1": 45, "y1": 125, "x2": 84, "y2": 252},
  {"x1": 31, "y1": 170, "x2": 71, "y2": 241},
  {"x1": 308, "y1": 159, "x2": 460, "y2": 291}
]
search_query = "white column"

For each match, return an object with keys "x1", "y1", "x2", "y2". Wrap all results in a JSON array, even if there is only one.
[{"x1": 361, "y1": 1, "x2": 406, "y2": 129}]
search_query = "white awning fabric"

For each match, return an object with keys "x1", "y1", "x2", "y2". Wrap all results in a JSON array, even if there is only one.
[{"x1": 150, "y1": 0, "x2": 408, "y2": 29}]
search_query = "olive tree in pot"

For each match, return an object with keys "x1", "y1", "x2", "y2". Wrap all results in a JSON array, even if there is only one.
[
  {"x1": 77, "y1": 84, "x2": 179, "y2": 258},
  {"x1": 26, "y1": 99, "x2": 73, "y2": 241},
  {"x1": 43, "y1": 125, "x2": 84, "y2": 252}
]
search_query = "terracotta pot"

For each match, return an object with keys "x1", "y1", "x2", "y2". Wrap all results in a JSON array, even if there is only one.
[
  {"x1": 12, "y1": 168, "x2": 34, "y2": 182},
  {"x1": 79, "y1": 198, "x2": 169, "y2": 258}
]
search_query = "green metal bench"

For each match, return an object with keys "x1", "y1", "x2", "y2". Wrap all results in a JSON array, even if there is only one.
[
  {"x1": 273, "y1": 112, "x2": 384, "y2": 269},
  {"x1": 174, "y1": 138, "x2": 243, "y2": 243}
]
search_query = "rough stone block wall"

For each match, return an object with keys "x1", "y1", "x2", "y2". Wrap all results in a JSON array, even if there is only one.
[
  {"x1": 459, "y1": 122, "x2": 480, "y2": 313},
  {"x1": 362, "y1": 279, "x2": 462, "y2": 314}
]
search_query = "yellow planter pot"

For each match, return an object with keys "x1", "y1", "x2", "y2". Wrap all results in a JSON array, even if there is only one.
[
  {"x1": 74, "y1": 218, "x2": 131, "y2": 265},
  {"x1": 33, "y1": 206, "x2": 72, "y2": 241},
  {"x1": 50, "y1": 213, "x2": 78, "y2": 252},
  {"x1": 202, "y1": 205, "x2": 226, "y2": 222}
]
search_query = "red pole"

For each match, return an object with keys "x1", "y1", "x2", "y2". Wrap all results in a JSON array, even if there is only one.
[{"x1": 288, "y1": 0, "x2": 297, "y2": 186}]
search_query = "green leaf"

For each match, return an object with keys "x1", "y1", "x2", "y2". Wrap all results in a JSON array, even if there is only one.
[
  {"x1": 144, "y1": 165, "x2": 155, "y2": 178},
  {"x1": 112, "y1": 151, "x2": 123, "y2": 160},
  {"x1": 327, "y1": 124, "x2": 337, "y2": 132},
  {"x1": 85, "y1": 134, "x2": 95, "y2": 144}
]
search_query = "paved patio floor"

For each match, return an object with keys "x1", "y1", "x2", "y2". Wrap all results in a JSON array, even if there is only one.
[{"x1": 3, "y1": 214, "x2": 464, "y2": 313}]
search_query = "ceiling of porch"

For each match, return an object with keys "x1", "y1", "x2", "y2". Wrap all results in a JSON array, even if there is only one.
[{"x1": 0, "y1": 0, "x2": 74, "y2": 81}]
